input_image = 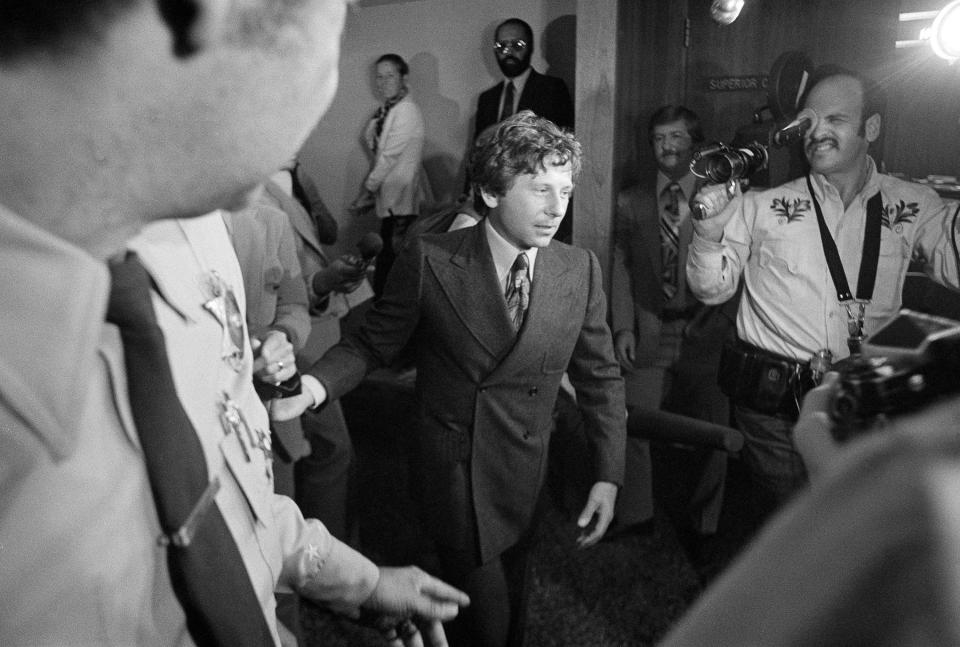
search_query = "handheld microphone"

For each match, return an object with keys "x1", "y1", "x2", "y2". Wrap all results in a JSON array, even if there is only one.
[
  {"x1": 773, "y1": 108, "x2": 818, "y2": 147},
  {"x1": 350, "y1": 232, "x2": 384, "y2": 271}
]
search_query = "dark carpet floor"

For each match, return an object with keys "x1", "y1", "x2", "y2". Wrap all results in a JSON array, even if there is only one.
[{"x1": 298, "y1": 377, "x2": 764, "y2": 646}]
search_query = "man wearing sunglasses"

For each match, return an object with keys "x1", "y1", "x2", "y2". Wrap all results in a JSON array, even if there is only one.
[{"x1": 474, "y1": 18, "x2": 574, "y2": 142}]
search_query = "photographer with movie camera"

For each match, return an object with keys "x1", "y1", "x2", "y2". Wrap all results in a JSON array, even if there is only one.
[{"x1": 686, "y1": 63, "x2": 960, "y2": 521}]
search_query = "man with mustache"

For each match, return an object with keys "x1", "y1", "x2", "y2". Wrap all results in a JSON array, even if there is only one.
[
  {"x1": 687, "y1": 65, "x2": 960, "y2": 521},
  {"x1": 609, "y1": 105, "x2": 736, "y2": 538}
]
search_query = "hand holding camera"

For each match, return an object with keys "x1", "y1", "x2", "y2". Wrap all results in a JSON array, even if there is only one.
[{"x1": 690, "y1": 181, "x2": 741, "y2": 242}]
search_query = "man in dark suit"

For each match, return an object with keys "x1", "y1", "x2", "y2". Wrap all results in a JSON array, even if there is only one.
[
  {"x1": 475, "y1": 18, "x2": 575, "y2": 244},
  {"x1": 474, "y1": 18, "x2": 574, "y2": 139},
  {"x1": 275, "y1": 111, "x2": 625, "y2": 647},
  {"x1": 610, "y1": 105, "x2": 735, "y2": 537}
]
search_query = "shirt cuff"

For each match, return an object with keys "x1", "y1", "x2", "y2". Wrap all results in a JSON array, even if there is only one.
[
  {"x1": 292, "y1": 532, "x2": 381, "y2": 612},
  {"x1": 301, "y1": 374, "x2": 328, "y2": 409}
]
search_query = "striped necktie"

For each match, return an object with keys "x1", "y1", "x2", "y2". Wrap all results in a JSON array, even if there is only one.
[{"x1": 660, "y1": 182, "x2": 682, "y2": 300}]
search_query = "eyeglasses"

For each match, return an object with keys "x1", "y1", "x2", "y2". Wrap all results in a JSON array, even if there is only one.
[{"x1": 493, "y1": 39, "x2": 527, "y2": 53}]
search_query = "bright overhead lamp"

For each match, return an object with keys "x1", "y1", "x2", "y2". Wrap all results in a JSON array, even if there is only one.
[
  {"x1": 930, "y1": 0, "x2": 960, "y2": 62},
  {"x1": 710, "y1": 0, "x2": 745, "y2": 26}
]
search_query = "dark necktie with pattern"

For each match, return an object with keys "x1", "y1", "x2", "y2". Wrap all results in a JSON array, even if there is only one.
[
  {"x1": 500, "y1": 81, "x2": 516, "y2": 122},
  {"x1": 505, "y1": 252, "x2": 530, "y2": 331},
  {"x1": 660, "y1": 182, "x2": 683, "y2": 300},
  {"x1": 106, "y1": 253, "x2": 272, "y2": 646}
]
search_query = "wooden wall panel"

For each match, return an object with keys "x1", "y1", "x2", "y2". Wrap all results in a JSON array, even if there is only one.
[
  {"x1": 616, "y1": 0, "x2": 689, "y2": 189},
  {"x1": 684, "y1": 0, "x2": 900, "y2": 150},
  {"x1": 574, "y1": 0, "x2": 619, "y2": 278}
]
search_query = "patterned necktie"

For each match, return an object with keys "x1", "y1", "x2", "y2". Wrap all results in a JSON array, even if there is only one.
[
  {"x1": 660, "y1": 182, "x2": 682, "y2": 300},
  {"x1": 500, "y1": 81, "x2": 516, "y2": 122},
  {"x1": 505, "y1": 252, "x2": 530, "y2": 331},
  {"x1": 107, "y1": 253, "x2": 272, "y2": 646}
]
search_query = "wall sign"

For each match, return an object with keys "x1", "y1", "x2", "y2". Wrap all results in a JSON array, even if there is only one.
[{"x1": 704, "y1": 75, "x2": 769, "y2": 92}]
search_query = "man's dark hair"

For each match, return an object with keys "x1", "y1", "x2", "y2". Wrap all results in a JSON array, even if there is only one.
[
  {"x1": 0, "y1": 0, "x2": 141, "y2": 60},
  {"x1": 495, "y1": 18, "x2": 534, "y2": 52},
  {"x1": 0, "y1": 1, "x2": 216, "y2": 60},
  {"x1": 647, "y1": 105, "x2": 704, "y2": 144},
  {"x1": 375, "y1": 53, "x2": 409, "y2": 77},
  {"x1": 470, "y1": 110, "x2": 580, "y2": 198},
  {"x1": 801, "y1": 64, "x2": 885, "y2": 136}
]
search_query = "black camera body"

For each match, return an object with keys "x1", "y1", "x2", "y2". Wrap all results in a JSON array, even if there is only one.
[
  {"x1": 830, "y1": 309, "x2": 960, "y2": 442},
  {"x1": 691, "y1": 141, "x2": 769, "y2": 185}
]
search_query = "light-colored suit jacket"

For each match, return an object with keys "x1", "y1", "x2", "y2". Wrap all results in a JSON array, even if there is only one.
[
  {"x1": 129, "y1": 215, "x2": 380, "y2": 644},
  {"x1": 0, "y1": 204, "x2": 188, "y2": 646},
  {"x1": 310, "y1": 224, "x2": 626, "y2": 563},
  {"x1": 363, "y1": 95, "x2": 429, "y2": 219}
]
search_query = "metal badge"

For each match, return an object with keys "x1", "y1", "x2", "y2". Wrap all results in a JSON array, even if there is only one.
[
  {"x1": 809, "y1": 349, "x2": 833, "y2": 384},
  {"x1": 217, "y1": 393, "x2": 273, "y2": 479},
  {"x1": 844, "y1": 301, "x2": 868, "y2": 355},
  {"x1": 201, "y1": 270, "x2": 245, "y2": 372}
]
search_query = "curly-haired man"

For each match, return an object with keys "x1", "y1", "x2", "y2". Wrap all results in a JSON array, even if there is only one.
[{"x1": 278, "y1": 110, "x2": 627, "y2": 647}]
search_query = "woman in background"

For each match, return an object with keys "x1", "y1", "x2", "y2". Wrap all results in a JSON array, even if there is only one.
[{"x1": 351, "y1": 53, "x2": 430, "y2": 296}]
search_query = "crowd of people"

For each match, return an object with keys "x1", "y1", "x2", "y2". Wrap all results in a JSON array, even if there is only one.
[{"x1": 3, "y1": 2, "x2": 960, "y2": 647}]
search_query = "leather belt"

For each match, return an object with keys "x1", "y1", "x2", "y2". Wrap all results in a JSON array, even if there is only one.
[{"x1": 717, "y1": 339, "x2": 816, "y2": 420}]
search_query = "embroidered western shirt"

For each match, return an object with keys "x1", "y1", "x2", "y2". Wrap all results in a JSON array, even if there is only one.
[{"x1": 687, "y1": 158, "x2": 960, "y2": 361}]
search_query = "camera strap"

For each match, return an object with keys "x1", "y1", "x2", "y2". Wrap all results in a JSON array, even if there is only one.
[{"x1": 806, "y1": 174, "x2": 882, "y2": 353}]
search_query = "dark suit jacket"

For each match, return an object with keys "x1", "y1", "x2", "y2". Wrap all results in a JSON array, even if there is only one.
[
  {"x1": 309, "y1": 224, "x2": 625, "y2": 563},
  {"x1": 610, "y1": 177, "x2": 703, "y2": 359},
  {"x1": 475, "y1": 69, "x2": 574, "y2": 139},
  {"x1": 609, "y1": 176, "x2": 737, "y2": 420}
]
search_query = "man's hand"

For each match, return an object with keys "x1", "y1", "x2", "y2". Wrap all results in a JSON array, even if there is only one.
[
  {"x1": 251, "y1": 331, "x2": 296, "y2": 384},
  {"x1": 794, "y1": 372, "x2": 844, "y2": 481},
  {"x1": 690, "y1": 181, "x2": 741, "y2": 243},
  {"x1": 576, "y1": 481, "x2": 618, "y2": 548},
  {"x1": 270, "y1": 374, "x2": 328, "y2": 421},
  {"x1": 363, "y1": 566, "x2": 470, "y2": 647},
  {"x1": 613, "y1": 330, "x2": 636, "y2": 368},
  {"x1": 312, "y1": 256, "x2": 367, "y2": 296}
]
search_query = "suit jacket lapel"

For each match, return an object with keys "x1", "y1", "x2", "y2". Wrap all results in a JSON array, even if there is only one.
[
  {"x1": 264, "y1": 182, "x2": 326, "y2": 261},
  {"x1": 427, "y1": 225, "x2": 516, "y2": 359},
  {"x1": 487, "y1": 243, "x2": 570, "y2": 381}
]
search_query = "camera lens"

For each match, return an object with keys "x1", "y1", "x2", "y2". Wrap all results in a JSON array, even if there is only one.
[
  {"x1": 692, "y1": 142, "x2": 768, "y2": 184},
  {"x1": 832, "y1": 389, "x2": 857, "y2": 420}
]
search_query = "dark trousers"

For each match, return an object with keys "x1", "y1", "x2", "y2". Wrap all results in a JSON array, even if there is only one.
[
  {"x1": 373, "y1": 214, "x2": 417, "y2": 297},
  {"x1": 419, "y1": 460, "x2": 533, "y2": 647},
  {"x1": 294, "y1": 400, "x2": 354, "y2": 540}
]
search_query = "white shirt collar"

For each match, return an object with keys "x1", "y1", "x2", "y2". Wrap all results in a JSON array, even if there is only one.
[{"x1": 484, "y1": 217, "x2": 538, "y2": 291}]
